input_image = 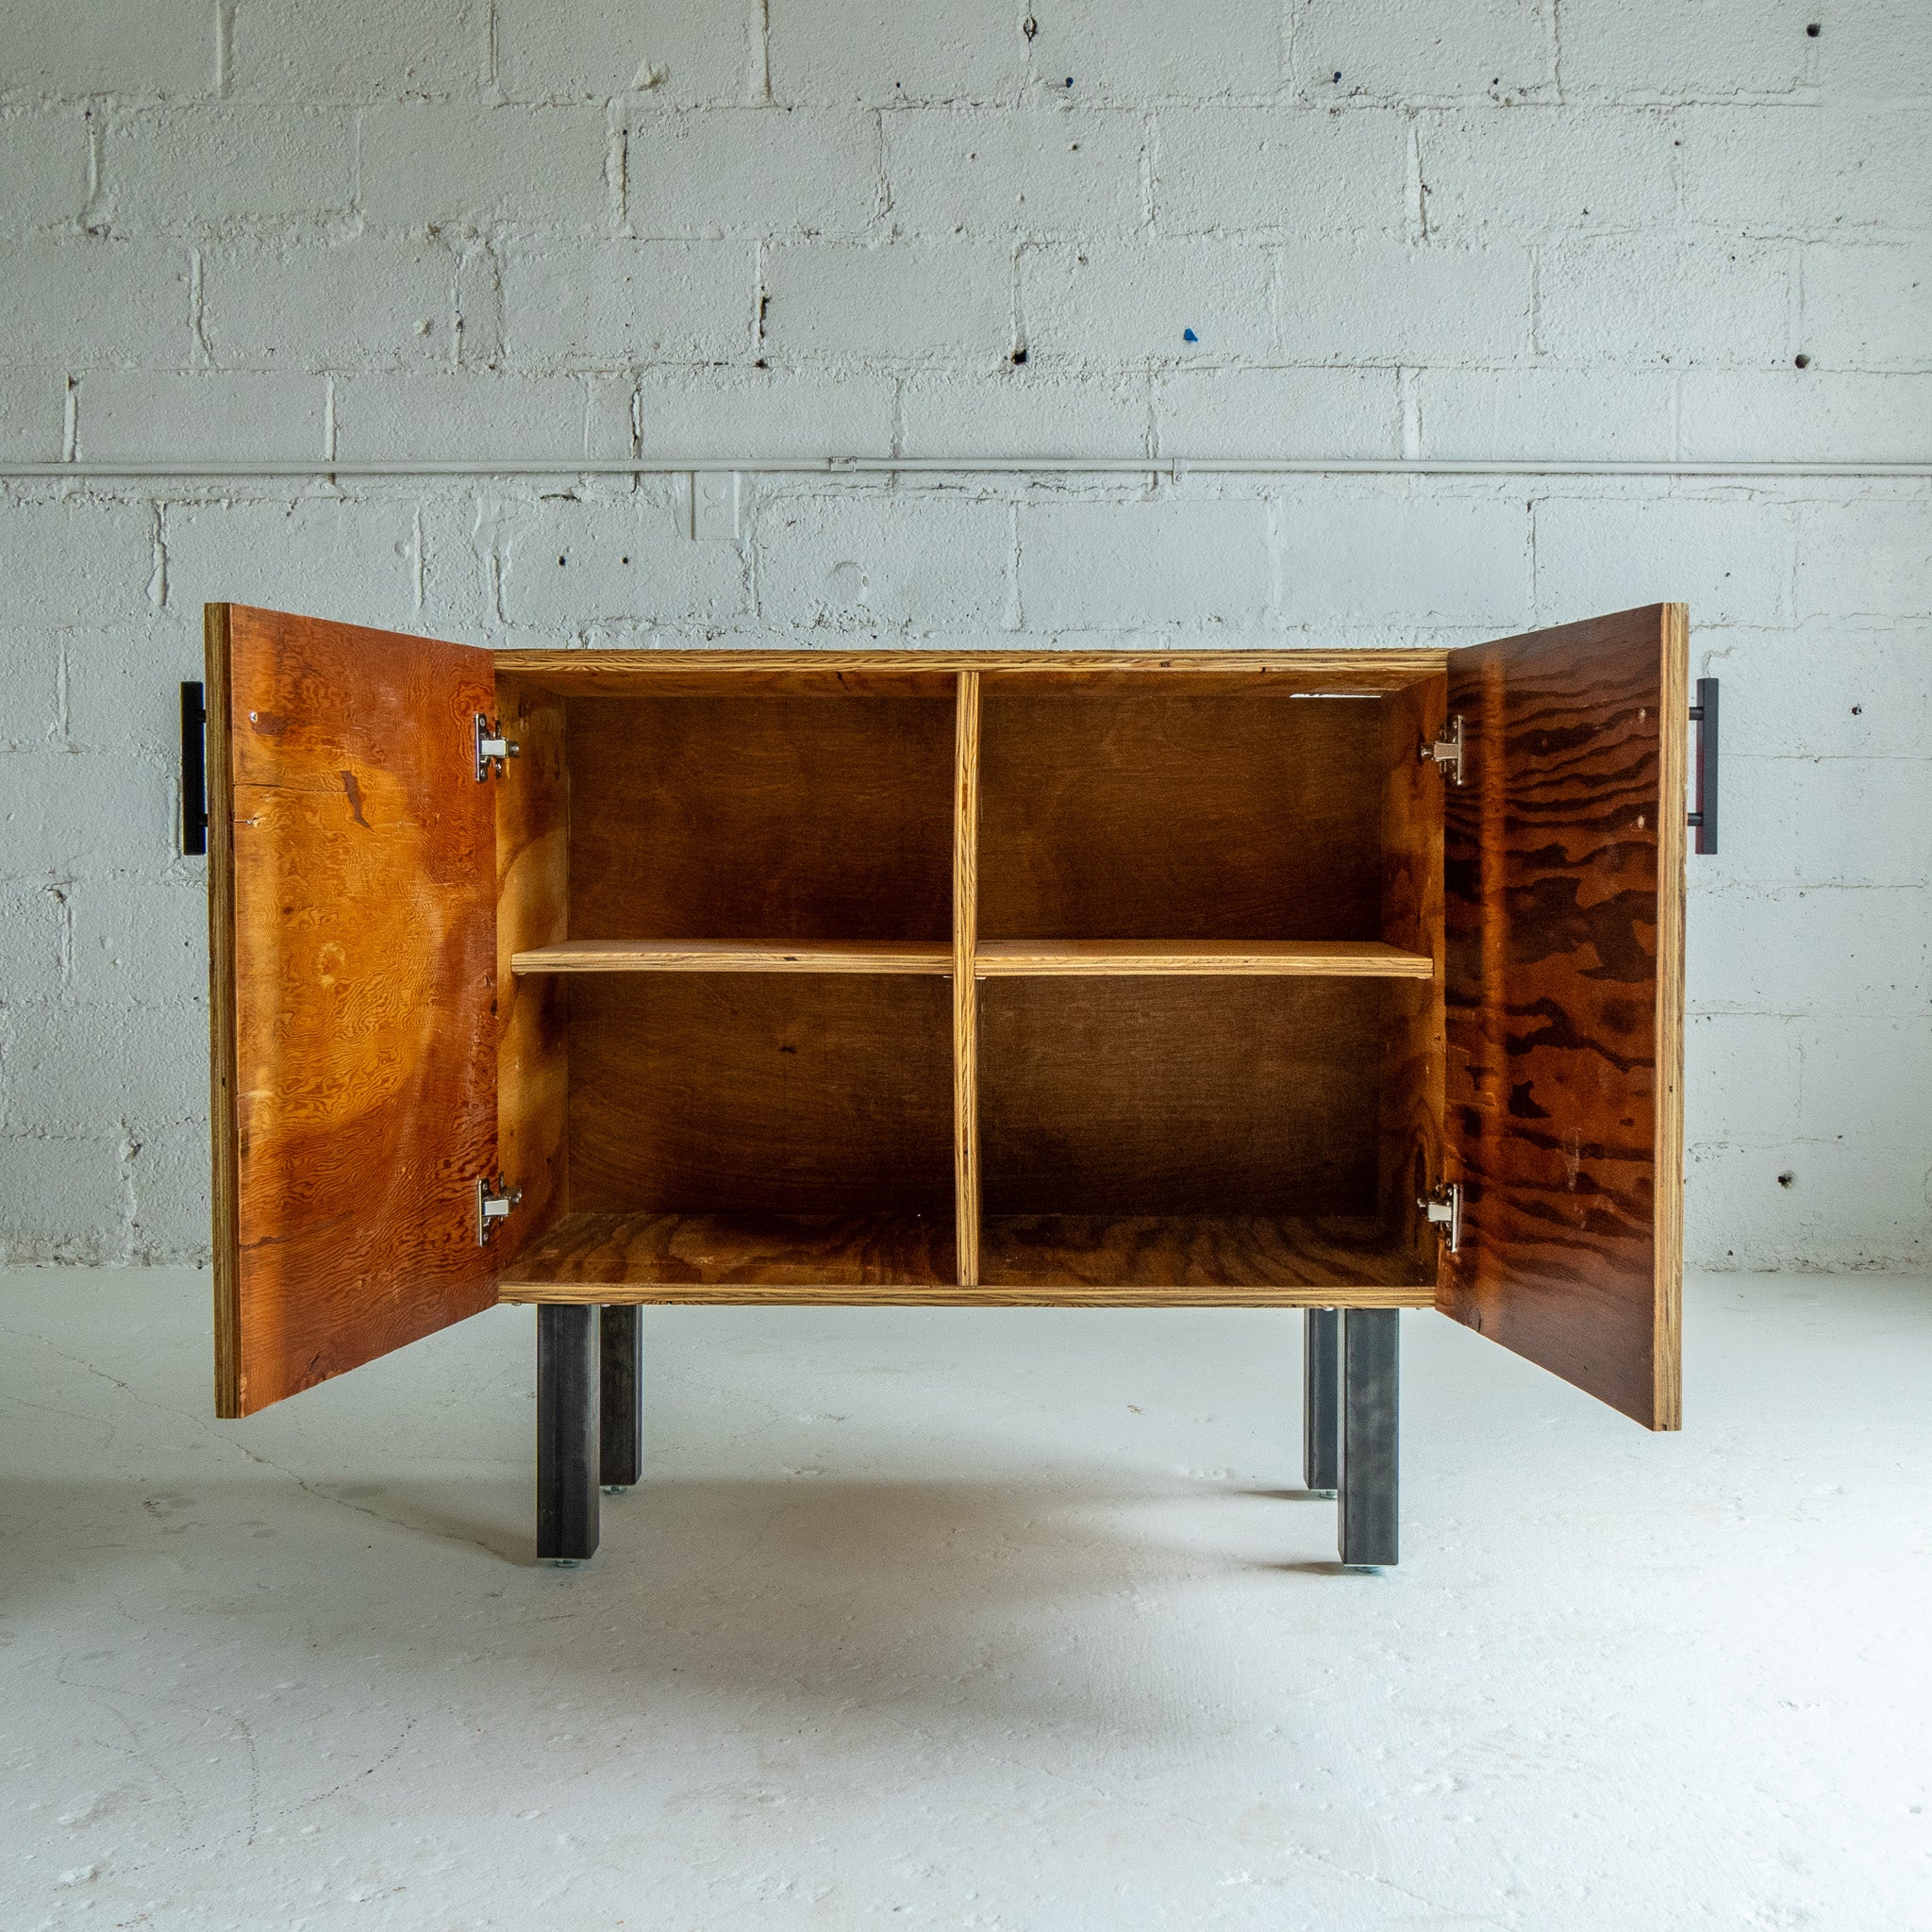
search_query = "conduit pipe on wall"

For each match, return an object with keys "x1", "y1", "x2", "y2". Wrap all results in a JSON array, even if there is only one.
[{"x1": 0, "y1": 458, "x2": 1928, "y2": 480}]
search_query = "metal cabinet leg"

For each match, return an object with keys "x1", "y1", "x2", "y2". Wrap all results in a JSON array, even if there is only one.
[
  {"x1": 1303, "y1": 1308, "x2": 1341, "y2": 1494},
  {"x1": 599, "y1": 1304, "x2": 642, "y2": 1491},
  {"x1": 1340, "y1": 1308, "x2": 1399, "y2": 1568},
  {"x1": 537, "y1": 1305, "x2": 600, "y2": 1563}
]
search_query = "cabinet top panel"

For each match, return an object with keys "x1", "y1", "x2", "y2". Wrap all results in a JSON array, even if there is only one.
[{"x1": 491, "y1": 648, "x2": 1448, "y2": 696}]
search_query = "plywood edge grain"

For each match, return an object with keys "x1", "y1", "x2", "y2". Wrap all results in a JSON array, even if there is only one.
[
  {"x1": 954, "y1": 672, "x2": 982, "y2": 1289},
  {"x1": 1653, "y1": 602, "x2": 1689, "y2": 1431},
  {"x1": 973, "y1": 940, "x2": 1436, "y2": 978},
  {"x1": 498, "y1": 1282, "x2": 1438, "y2": 1307},
  {"x1": 513, "y1": 940, "x2": 954, "y2": 974},
  {"x1": 204, "y1": 604, "x2": 242, "y2": 1421}
]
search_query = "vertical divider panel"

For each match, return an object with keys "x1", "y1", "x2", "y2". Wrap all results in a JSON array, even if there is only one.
[{"x1": 954, "y1": 673, "x2": 982, "y2": 1288}]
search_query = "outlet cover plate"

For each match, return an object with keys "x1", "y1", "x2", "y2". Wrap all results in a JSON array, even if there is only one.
[{"x1": 691, "y1": 471, "x2": 741, "y2": 542}]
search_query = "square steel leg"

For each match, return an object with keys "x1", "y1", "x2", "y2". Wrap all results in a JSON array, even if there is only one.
[
  {"x1": 1340, "y1": 1307, "x2": 1399, "y2": 1568},
  {"x1": 1303, "y1": 1307, "x2": 1341, "y2": 1494},
  {"x1": 537, "y1": 1305, "x2": 600, "y2": 1563},
  {"x1": 600, "y1": 1304, "x2": 642, "y2": 1491}
]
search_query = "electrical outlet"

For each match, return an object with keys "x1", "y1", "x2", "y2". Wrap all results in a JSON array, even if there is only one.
[{"x1": 691, "y1": 471, "x2": 741, "y2": 542}]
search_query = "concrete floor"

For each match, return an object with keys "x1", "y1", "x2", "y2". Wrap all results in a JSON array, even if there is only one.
[{"x1": 2, "y1": 1272, "x2": 1927, "y2": 1931}]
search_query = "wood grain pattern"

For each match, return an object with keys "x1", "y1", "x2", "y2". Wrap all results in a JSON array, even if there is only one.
[
  {"x1": 493, "y1": 649, "x2": 1449, "y2": 692},
  {"x1": 980, "y1": 1213, "x2": 1436, "y2": 1293},
  {"x1": 492, "y1": 675, "x2": 570, "y2": 1267},
  {"x1": 1377, "y1": 675, "x2": 1448, "y2": 1283},
  {"x1": 974, "y1": 940, "x2": 1434, "y2": 977},
  {"x1": 513, "y1": 939, "x2": 953, "y2": 974},
  {"x1": 567, "y1": 974, "x2": 955, "y2": 1217},
  {"x1": 980, "y1": 977, "x2": 1384, "y2": 1217},
  {"x1": 499, "y1": 1210, "x2": 1431, "y2": 1306},
  {"x1": 210, "y1": 604, "x2": 499, "y2": 1417},
  {"x1": 1440, "y1": 604, "x2": 1686, "y2": 1430},
  {"x1": 954, "y1": 672, "x2": 982, "y2": 1288},
  {"x1": 978, "y1": 692, "x2": 1383, "y2": 941},
  {"x1": 499, "y1": 1209, "x2": 955, "y2": 1292},
  {"x1": 567, "y1": 693, "x2": 954, "y2": 942},
  {"x1": 205, "y1": 606, "x2": 241, "y2": 1413}
]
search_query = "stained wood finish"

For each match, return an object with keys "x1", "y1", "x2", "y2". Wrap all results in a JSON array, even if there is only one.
[
  {"x1": 567, "y1": 974, "x2": 955, "y2": 1217},
  {"x1": 493, "y1": 649, "x2": 1449, "y2": 692},
  {"x1": 208, "y1": 604, "x2": 499, "y2": 1418},
  {"x1": 568, "y1": 693, "x2": 954, "y2": 942},
  {"x1": 953, "y1": 673, "x2": 982, "y2": 1288},
  {"x1": 1441, "y1": 604, "x2": 1686, "y2": 1430},
  {"x1": 500, "y1": 1209, "x2": 956, "y2": 1294},
  {"x1": 493, "y1": 675, "x2": 569, "y2": 1268},
  {"x1": 981, "y1": 1214, "x2": 1434, "y2": 1294},
  {"x1": 979, "y1": 692, "x2": 1383, "y2": 941},
  {"x1": 974, "y1": 940, "x2": 1433, "y2": 977},
  {"x1": 1377, "y1": 675, "x2": 1448, "y2": 1283},
  {"x1": 981, "y1": 977, "x2": 1384, "y2": 1217},
  {"x1": 513, "y1": 940, "x2": 952, "y2": 974}
]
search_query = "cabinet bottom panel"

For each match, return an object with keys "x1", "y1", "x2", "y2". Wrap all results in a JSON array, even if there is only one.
[{"x1": 498, "y1": 1210, "x2": 1435, "y2": 1306}]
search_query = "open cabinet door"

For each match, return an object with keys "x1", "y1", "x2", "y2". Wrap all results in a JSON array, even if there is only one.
[
  {"x1": 1441, "y1": 605, "x2": 1687, "y2": 1429},
  {"x1": 207, "y1": 606, "x2": 501, "y2": 1417}
]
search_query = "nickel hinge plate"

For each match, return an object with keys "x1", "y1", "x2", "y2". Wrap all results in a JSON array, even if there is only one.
[
  {"x1": 476, "y1": 1174, "x2": 523, "y2": 1245},
  {"x1": 475, "y1": 712, "x2": 520, "y2": 782},
  {"x1": 1420, "y1": 714, "x2": 1465, "y2": 786},
  {"x1": 1419, "y1": 1180, "x2": 1461, "y2": 1254}
]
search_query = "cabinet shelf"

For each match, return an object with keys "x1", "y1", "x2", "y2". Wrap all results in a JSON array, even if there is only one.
[
  {"x1": 512, "y1": 939, "x2": 1434, "y2": 978},
  {"x1": 512, "y1": 940, "x2": 954, "y2": 975},
  {"x1": 974, "y1": 940, "x2": 1434, "y2": 978}
]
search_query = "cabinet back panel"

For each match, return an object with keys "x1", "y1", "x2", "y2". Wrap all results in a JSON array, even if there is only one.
[
  {"x1": 978, "y1": 694, "x2": 1382, "y2": 941},
  {"x1": 568, "y1": 695, "x2": 955, "y2": 941},
  {"x1": 980, "y1": 977, "x2": 1384, "y2": 1217},
  {"x1": 568, "y1": 974, "x2": 954, "y2": 1216}
]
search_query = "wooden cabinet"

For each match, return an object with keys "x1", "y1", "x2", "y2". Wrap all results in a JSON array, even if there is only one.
[{"x1": 202, "y1": 602, "x2": 1691, "y2": 1567}]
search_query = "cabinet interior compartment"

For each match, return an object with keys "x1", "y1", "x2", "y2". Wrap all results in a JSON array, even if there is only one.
[
  {"x1": 974, "y1": 674, "x2": 1444, "y2": 1293},
  {"x1": 494, "y1": 671, "x2": 959, "y2": 1291}
]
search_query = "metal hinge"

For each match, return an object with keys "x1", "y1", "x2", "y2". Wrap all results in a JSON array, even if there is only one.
[
  {"x1": 475, "y1": 712, "x2": 520, "y2": 782},
  {"x1": 1419, "y1": 1181, "x2": 1461, "y2": 1254},
  {"x1": 476, "y1": 1174, "x2": 523, "y2": 1245},
  {"x1": 1420, "y1": 714, "x2": 1465, "y2": 786}
]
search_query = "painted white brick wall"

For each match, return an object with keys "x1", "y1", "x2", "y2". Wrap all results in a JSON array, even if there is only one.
[{"x1": 0, "y1": 0, "x2": 1926, "y2": 1271}]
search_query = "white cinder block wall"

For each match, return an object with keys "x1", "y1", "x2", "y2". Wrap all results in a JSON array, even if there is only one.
[{"x1": 1, "y1": 1, "x2": 1927, "y2": 1270}]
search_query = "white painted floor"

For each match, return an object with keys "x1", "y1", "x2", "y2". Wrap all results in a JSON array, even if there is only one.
[{"x1": 2, "y1": 1271, "x2": 1928, "y2": 1931}]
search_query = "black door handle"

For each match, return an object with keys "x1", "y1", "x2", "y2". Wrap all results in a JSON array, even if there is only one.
[
  {"x1": 180, "y1": 681, "x2": 208, "y2": 857},
  {"x1": 1688, "y1": 677, "x2": 1717, "y2": 856}
]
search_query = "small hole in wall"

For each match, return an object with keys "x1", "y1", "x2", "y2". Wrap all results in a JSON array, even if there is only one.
[
  {"x1": 621, "y1": 556, "x2": 630, "y2": 565},
  {"x1": 1331, "y1": 70, "x2": 1342, "y2": 82},
  {"x1": 1807, "y1": 21, "x2": 1821, "y2": 36},
  {"x1": 1794, "y1": 353, "x2": 1811, "y2": 368},
  {"x1": 558, "y1": 555, "x2": 567, "y2": 566},
  {"x1": 1777, "y1": 1172, "x2": 1795, "y2": 1189},
  {"x1": 1851, "y1": 704, "x2": 1862, "y2": 714}
]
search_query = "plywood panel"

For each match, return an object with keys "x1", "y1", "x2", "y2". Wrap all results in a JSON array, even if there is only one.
[
  {"x1": 513, "y1": 940, "x2": 952, "y2": 974},
  {"x1": 1441, "y1": 604, "x2": 1687, "y2": 1430},
  {"x1": 493, "y1": 675, "x2": 570, "y2": 1265},
  {"x1": 980, "y1": 977, "x2": 1383, "y2": 1218},
  {"x1": 568, "y1": 694, "x2": 954, "y2": 942},
  {"x1": 974, "y1": 940, "x2": 1433, "y2": 977},
  {"x1": 568, "y1": 974, "x2": 955, "y2": 1217},
  {"x1": 209, "y1": 604, "x2": 498, "y2": 1417},
  {"x1": 978, "y1": 693, "x2": 1383, "y2": 941}
]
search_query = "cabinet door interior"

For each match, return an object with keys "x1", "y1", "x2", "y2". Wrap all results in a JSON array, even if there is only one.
[
  {"x1": 1441, "y1": 604, "x2": 1688, "y2": 1429},
  {"x1": 207, "y1": 604, "x2": 501, "y2": 1417}
]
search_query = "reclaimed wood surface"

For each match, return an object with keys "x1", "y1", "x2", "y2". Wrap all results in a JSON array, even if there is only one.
[
  {"x1": 492, "y1": 648, "x2": 1449, "y2": 693},
  {"x1": 953, "y1": 673, "x2": 982, "y2": 1287},
  {"x1": 498, "y1": 1212, "x2": 1430, "y2": 1306},
  {"x1": 492, "y1": 675, "x2": 570, "y2": 1267},
  {"x1": 208, "y1": 604, "x2": 499, "y2": 1418},
  {"x1": 980, "y1": 977, "x2": 1383, "y2": 1217},
  {"x1": 498, "y1": 1209, "x2": 956, "y2": 1293},
  {"x1": 513, "y1": 939, "x2": 953, "y2": 974},
  {"x1": 1377, "y1": 674, "x2": 1448, "y2": 1282},
  {"x1": 567, "y1": 974, "x2": 955, "y2": 1217},
  {"x1": 978, "y1": 691, "x2": 1383, "y2": 941},
  {"x1": 974, "y1": 939, "x2": 1434, "y2": 977},
  {"x1": 568, "y1": 692, "x2": 954, "y2": 942},
  {"x1": 1440, "y1": 604, "x2": 1686, "y2": 1430}
]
